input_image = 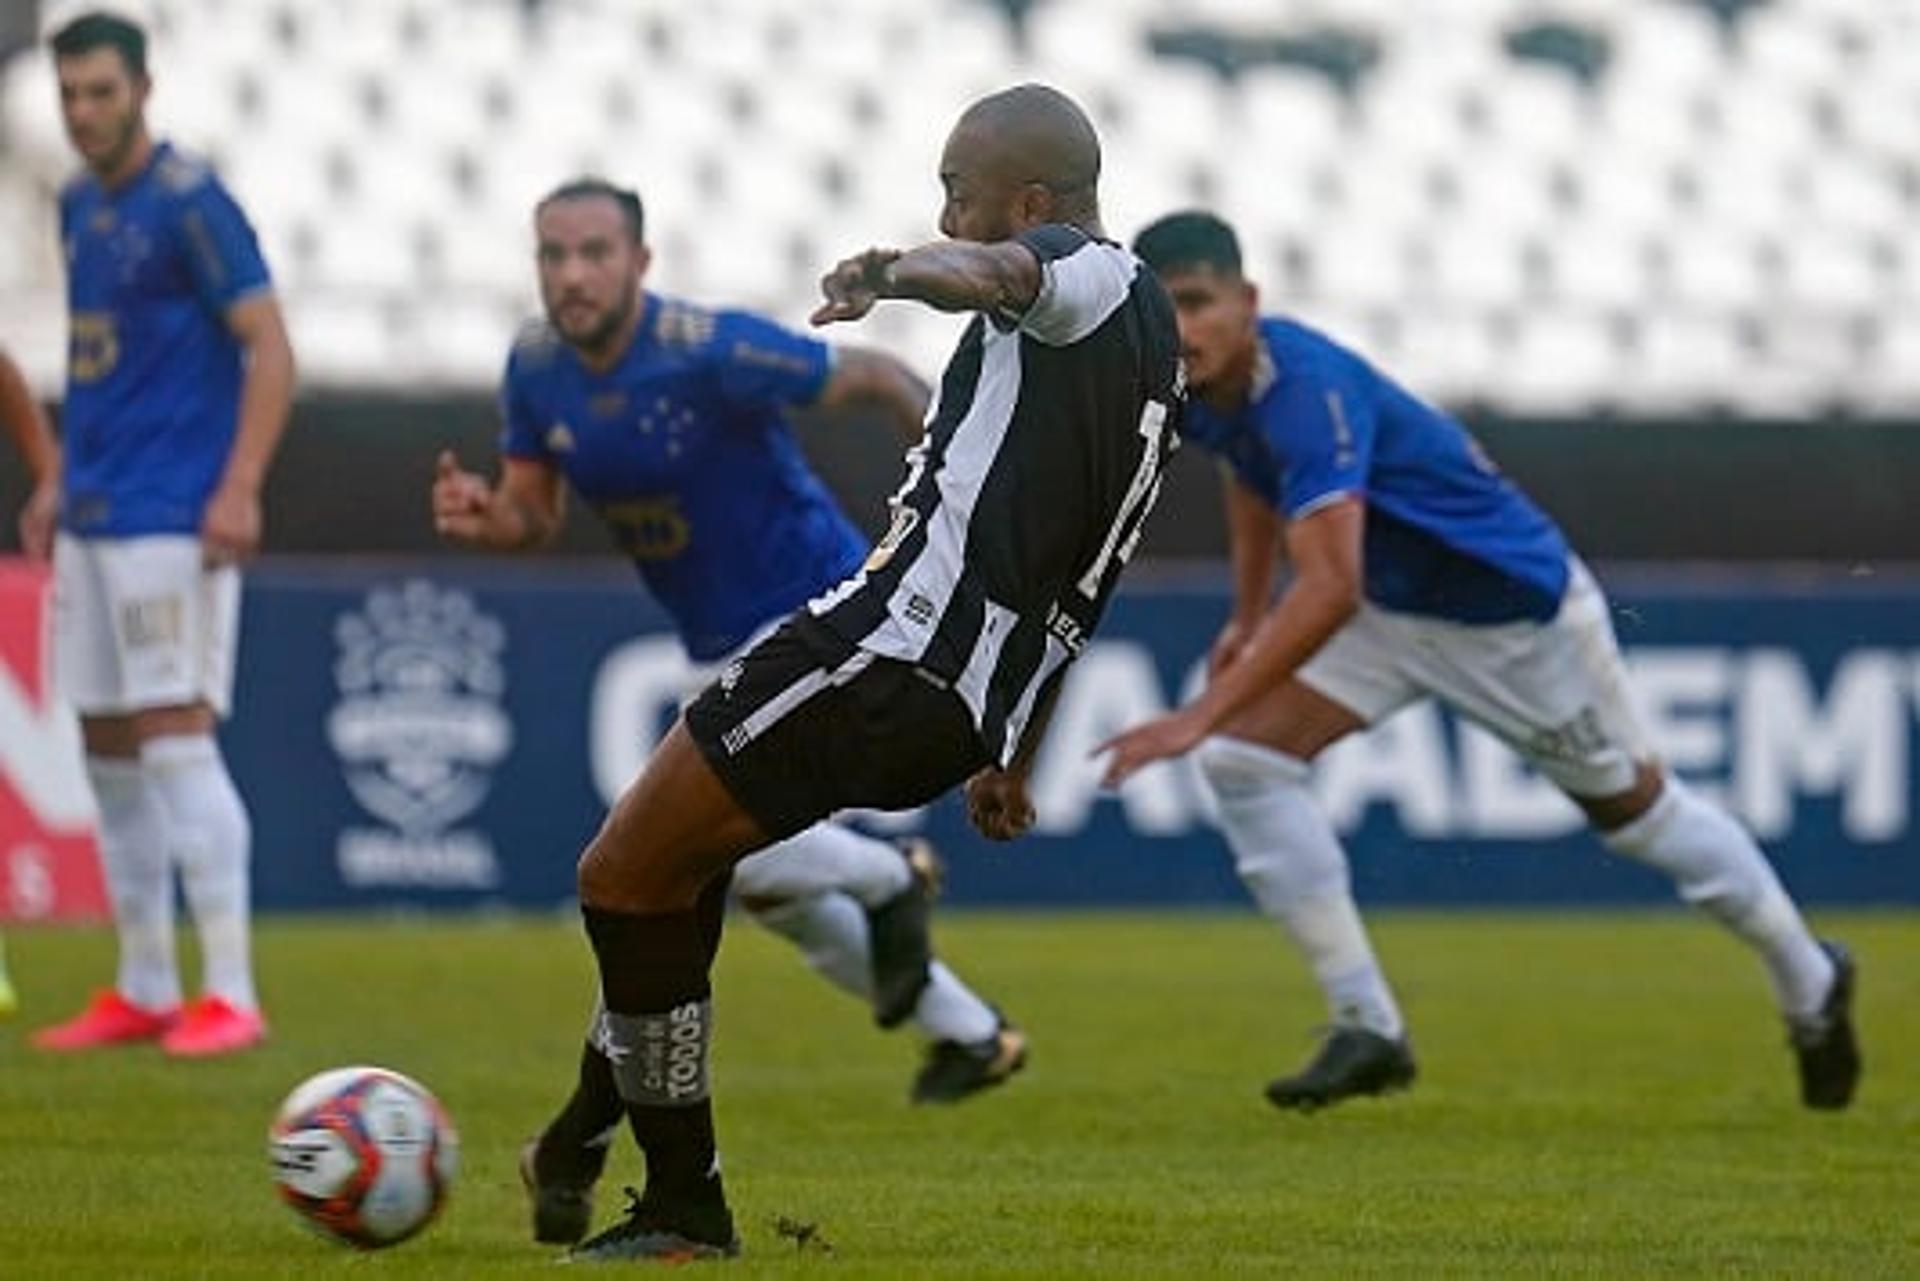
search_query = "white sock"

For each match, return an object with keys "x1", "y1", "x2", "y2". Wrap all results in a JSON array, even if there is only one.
[
  {"x1": 731, "y1": 822, "x2": 911, "y2": 909},
  {"x1": 142, "y1": 735, "x2": 257, "y2": 1012},
  {"x1": 85, "y1": 754, "x2": 181, "y2": 1011},
  {"x1": 1198, "y1": 736, "x2": 1406, "y2": 1039},
  {"x1": 748, "y1": 893, "x2": 999, "y2": 1045},
  {"x1": 913, "y1": 962, "x2": 1001, "y2": 1046},
  {"x1": 750, "y1": 893, "x2": 873, "y2": 995},
  {"x1": 1601, "y1": 776, "x2": 1834, "y2": 1019}
]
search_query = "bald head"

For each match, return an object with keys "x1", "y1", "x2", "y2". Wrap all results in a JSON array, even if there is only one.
[
  {"x1": 955, "y1": 84, "x2": 1100, "y2": 193},
  {"x1": 938, "y1": 83, "x2": 1104, "y2": 243}
]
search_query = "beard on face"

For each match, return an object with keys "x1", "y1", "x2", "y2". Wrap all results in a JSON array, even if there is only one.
[
  {"x1": 550, "y1": 275, "x2": 637, "y2": 353},
  {"x1": 73, "y1": 105, "x2": 137, "y2": 169}
]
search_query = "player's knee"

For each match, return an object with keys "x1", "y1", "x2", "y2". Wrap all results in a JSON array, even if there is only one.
[
  {"x1": 728, "y1": 854, "x2": 799, "y2": 916},
  {"x1": 80, "y1": 714, "x2": 141, "y2": 758},
  {"x1": 577, "y1": 825, "x2": 650, "y2": 910},
  {"x1": 132, "y1": 702, "x2": 217, "y2": 742},
  {"x1": 578, "y1": 826, "x2": 712, "y2": 913},
  {"x1": 576, "y1": 836, "x2": 617, "y2": 907},
  {"x1": 1581, "y1": 762, "x2": 1668, "y2": 836}
]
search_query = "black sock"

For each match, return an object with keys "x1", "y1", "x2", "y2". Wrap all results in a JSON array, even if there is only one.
[
  {"x1": 541, "y1": 873, "x2": 732, "y2": 1186},
  {"x1": 535, "y1": 1038, "x2": 623, "y2": 1184},
  {"x1": 695, "y1": 868, "x2": 733, "y2": 965},
  {"x1": 582, "y1": 903, "x2": 725, "y2": 1209}
]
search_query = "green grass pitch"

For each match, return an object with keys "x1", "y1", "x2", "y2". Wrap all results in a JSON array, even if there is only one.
[{"x1": 2, "y1": 911, "x2": 1915, "y2": 1278}]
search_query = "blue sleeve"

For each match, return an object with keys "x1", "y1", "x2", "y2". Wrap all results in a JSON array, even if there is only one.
[
  {"x1": 1263, "y1": 359, "x2": 1374, "y2": 520},
  {"x1": 704, "y1": 309, "x2": 832, "y2": 410},
  {"x1": 172, "y1": 177, "x2": 272, "y2": 313},
  {"x1": 498, "y1": 353, "x2": 550, "y2": 461}
]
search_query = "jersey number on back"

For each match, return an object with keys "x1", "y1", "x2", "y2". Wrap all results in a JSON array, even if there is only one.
[{"x1": 1075, "y1": 399, "x2": 1171, "y2": 599}]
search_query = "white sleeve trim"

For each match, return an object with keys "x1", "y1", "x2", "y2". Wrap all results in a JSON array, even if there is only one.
[
  {"x1": 1290, "y1": 488, "x2": 1361, "y2": 520},
  {"x1": 1019, "y1": 243, "x2": 1136, "y2": 347}
]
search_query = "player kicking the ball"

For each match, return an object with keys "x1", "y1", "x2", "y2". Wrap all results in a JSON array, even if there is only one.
[
  {"x1": 431, "y1": 178, "x2": 1028, "y2": 1245},
  {"x1": 1100, "y1": 210, "x2": 1859, "y2": 1114},
  {"x1": 531, "y1": 85, "x2": 1181, "y2": 1261}
]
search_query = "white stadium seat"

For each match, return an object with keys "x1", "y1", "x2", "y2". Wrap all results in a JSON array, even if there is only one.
[
  {"x1": 0, "y1": 0, "x2": 1913, "y2": 413},
  {"x1": 1491, "y1": 312, "x2": 1622, "y2": 416}
]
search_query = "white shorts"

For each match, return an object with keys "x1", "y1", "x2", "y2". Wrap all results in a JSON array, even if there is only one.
[
  {"x1": 51, "y1": 533, "x2": 241, "y2": 718},
  {"x1": 1297, "y1": 559, "x2": 1651, "y2": 798}
]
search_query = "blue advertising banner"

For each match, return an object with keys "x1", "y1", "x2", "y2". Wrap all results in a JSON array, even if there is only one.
[{"x1": 227, "y1": 562, "x2": 1920, "y2": 912}]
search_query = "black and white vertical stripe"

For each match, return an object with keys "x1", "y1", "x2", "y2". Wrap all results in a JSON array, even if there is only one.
[{"x1": 807, "y1": 224, "x2": 1184, "y2": 764}]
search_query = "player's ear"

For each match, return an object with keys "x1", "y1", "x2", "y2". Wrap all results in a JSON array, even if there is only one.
[
  {"x1": 1016, "y1": 182, "x2": 1052, "y2": 230},
  {"x1": 1241, "y1": 277, "x2": 1259, "y2": 315},
  {"x1": 633, "y1": 242, "x2": 653, "y2": 279}
]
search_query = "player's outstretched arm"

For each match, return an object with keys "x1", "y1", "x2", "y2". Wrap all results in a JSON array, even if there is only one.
[
  {"x1": 1210, "y1": 468, "x2": 1284, "y2": 677},
  {"x1": 815, "y1": 346, "x2": 931, "y2": 441},
  {"x1": 1098, "y1": 499, "x2": 1365, "y2": 786},
  {"x1": 201, "y1": 294, "x2": 295, "y2": 566},
  {"x1": 0, "y1": 349, "x2": 59, "y2": 560},
  {"x1": 431, "y1": 452, "x2": 566, "y2": 552},
  {"x1": 811, "y1": 241, "x2": 1042, "y2": 326}
]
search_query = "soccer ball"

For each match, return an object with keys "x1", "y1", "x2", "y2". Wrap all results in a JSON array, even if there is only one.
[{"x1": 267, "y1": 1066, "x2": 459, "y2": 1248}]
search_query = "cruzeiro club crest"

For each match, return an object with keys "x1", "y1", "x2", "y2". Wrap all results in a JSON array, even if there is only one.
[{"x1": 326, "y1": 582, "x2": 512, "y2": 888}]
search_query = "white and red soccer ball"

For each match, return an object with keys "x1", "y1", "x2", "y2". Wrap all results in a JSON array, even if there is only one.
[{"x1": 268, "y1": 1066, "x2": 459, "y2": 1248}]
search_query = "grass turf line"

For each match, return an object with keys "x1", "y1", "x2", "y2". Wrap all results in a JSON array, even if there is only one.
[{"x1": 1, "y1": 911, "x2": 1914, "y2": 1278}]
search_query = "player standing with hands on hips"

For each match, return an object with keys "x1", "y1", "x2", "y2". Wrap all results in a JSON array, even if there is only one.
[
  {"x1": 431, "y1": 177, "x2": 1031, "y2": 1245},
  {"x1": 1101, "y1": 210, "x2": 1858, "y2": 1114},
  {"x1": 537, "y1": 84, "x2": 1180, "y2": 1261},
  {"x1": 29, "y1": 12, "x2": 294, "y2": 1059}
]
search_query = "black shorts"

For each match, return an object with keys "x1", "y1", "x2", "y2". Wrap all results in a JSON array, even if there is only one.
[{"x1": 683, "y1": 621, "x2": 992, "y2": 841}]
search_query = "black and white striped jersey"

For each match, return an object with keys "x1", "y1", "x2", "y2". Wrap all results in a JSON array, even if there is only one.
[{"x1": 802, "y1": 223, "x2": 1185, "y2": 765}]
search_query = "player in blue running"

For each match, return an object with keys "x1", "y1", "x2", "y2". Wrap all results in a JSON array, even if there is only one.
[
  {"x1": 1100, "y1": 211, "x2": 1859, "y2": 1114},
  {"x1": 29, "y1": 12, "x2": 294, "y2": 1059},
  {"x1": 430, "y1": 178, "x2": 1027, "y2": 1246}
]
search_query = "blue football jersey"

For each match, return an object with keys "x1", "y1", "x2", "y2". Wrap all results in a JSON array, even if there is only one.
[
  {"x1": 501, "y1": 294, "x2": 868, "y2": 660},
  {"x1": 59, "y1": 142, "x2": 272, "y2": 536},
  {"x1": 1183, "y1": 317, "x2": 1570, "y2": 623}
]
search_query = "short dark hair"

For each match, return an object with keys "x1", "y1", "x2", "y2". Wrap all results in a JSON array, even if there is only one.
[
  {"x1": 537, "y1": 178, "x2": 645, "y2": 244},
  {"x1": 50, "y1": 11, "x2": 148, "y2": 79},
  {"x1": 1133, "y1": 210, "x2": 1243, "y2": 278}
]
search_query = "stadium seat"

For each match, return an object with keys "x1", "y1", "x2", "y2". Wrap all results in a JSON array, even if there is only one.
[
  {"x1": 1633, "y1": 311, "x2": 1749, "y2": 411},
  {"x1": 1481, "y1": 68, "x2": 1592, "y2": 164},
  {"x1": 305, "y1": 208, "x2": 426, "y2": 297},
  {"x1": 1416, "y1": 229, "x2": 1541, "y2": 312},
  {"x1": 1547, "y1": 228, "x2": 1654, "y2": 312},
  {"x1": 1855, "y1": 310, "x2": 1920, "y2": 413},
  {"x1": 1306, "y1": 225, "x2": 1416, "y2": 312},
  {"x1": 0, "y1": 0, "x2": 1912, "y2": 413},
  {"x1": 411, "y1": 294, "x2": 524, "y2": 387},
  {"x1": 1389, "y1": 305, "x2": 1504, "y2": 408},
  {"x1": 1778, "y1": 232, "x2": 1885, "y2": 313},
  {"x1": 1655, "y1": 230, "x2": 1769, "y2": 312},
  {"x1": 285, "y1": 293, "x2": 401, "y2": 384},
  {"x1": 1491, "y1": 312, "x2": 1623, "y2": 415}
]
